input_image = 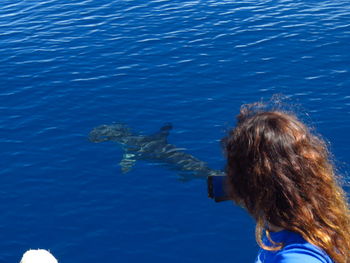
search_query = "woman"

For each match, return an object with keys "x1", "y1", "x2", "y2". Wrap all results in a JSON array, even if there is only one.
[{"x1": 222, "y1": 102, "x2": 350, "y2": 263}]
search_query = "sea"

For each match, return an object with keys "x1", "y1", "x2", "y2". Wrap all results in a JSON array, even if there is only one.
[{"x1": 1, "y1": 0, "x2": 350, "y2": 262}]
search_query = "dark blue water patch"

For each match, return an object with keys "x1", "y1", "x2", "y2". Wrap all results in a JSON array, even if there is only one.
[{"x1": 1, "y1": 0, "x2": 350, "y2": 262}]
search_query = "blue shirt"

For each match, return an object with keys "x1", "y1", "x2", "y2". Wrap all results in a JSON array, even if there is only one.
[{"x1": 255, "y1": 230, "x2": 334, "y2": 263}]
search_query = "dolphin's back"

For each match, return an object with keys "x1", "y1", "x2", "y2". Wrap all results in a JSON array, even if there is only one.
[{"x1": 89, "y1": 123, "x2": 220, "y2": 179}]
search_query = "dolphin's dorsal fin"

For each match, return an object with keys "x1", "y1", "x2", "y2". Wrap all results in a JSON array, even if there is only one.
[
  {"x1": 159, "y1": 123, "x2": 172, "y2": 135},
  {"x1": 151, "y1": 123, "x2": 172, "y2": 143}
]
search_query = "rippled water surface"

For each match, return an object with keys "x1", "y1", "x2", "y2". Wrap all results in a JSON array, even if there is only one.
[{"x1": 1, "y1": 0, "x2": 350, "y2": 262}]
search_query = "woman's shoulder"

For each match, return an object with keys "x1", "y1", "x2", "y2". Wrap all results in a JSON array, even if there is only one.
[
  {"x1": 273, "y1": 243, "x2": 333, "y2": 263},
  {"x1": 255, "y1": 230, "x2": 334, "y2": 263}
]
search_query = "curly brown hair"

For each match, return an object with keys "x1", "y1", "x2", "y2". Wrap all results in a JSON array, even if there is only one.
[{"x1": 222, "y1": 102, "x2": 350, "y2": 263}]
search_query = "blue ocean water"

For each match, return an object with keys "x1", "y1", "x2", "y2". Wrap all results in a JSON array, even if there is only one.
[{"x1": 1, "y1": 0, "x2": 350, "y2": 262}]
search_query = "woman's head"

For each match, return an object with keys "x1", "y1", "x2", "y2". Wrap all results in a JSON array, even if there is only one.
[{"x1": 223, "y1": 101, "x2": 350, "y2": 263}]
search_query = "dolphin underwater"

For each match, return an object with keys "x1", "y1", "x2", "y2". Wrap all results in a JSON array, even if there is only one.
[{"x1": 88, "y1": 123, "x2": 222, "y2": 179}]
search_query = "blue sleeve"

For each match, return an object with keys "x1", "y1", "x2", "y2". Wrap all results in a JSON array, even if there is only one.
[{"x1": 272, "y1": 247, "x2": 328, "y2": 263}]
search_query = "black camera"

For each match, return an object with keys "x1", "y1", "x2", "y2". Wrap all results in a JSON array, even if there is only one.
[{"x1": 207, "y1": 175, "x2": 231, "y2": 202}]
